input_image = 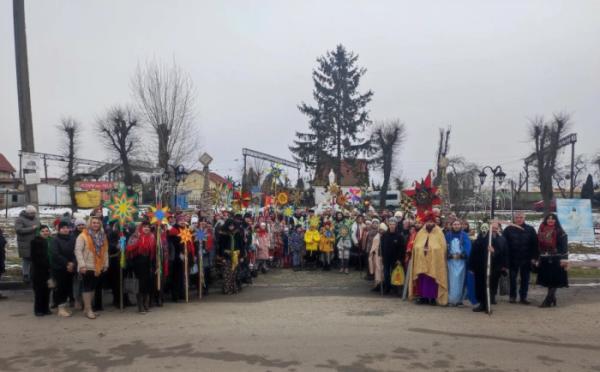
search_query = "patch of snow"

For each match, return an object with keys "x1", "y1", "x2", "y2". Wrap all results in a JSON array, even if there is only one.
[{"x1": 569, "y1": 254, "x2": 600, "y2": 262}]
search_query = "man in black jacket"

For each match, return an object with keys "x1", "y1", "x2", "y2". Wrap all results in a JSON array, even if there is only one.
[
  {"x1": 380, "y1": 218, "x2": 406, "y2": 294},
  {"x1": 502, "y1": 212, "x2": 538, "y2": 304},
  {"x1": 469, "y1": 222, "x2": 508, "y2": 312},
  {"x1": 0, "y1": 228, "x2": 7, "y2": 300}
]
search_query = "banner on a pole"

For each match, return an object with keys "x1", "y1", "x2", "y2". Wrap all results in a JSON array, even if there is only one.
[{"x1": 556, "y1": 198, "x2": 594, "y2": 243}]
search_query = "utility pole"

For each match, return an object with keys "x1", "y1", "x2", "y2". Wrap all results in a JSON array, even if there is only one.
[
  {"x1": 569, "y1": 141, "x2": 575, "y2": 198},
  {"x1": 13, "y1": 0, "x2": 35, "y2": 153}
]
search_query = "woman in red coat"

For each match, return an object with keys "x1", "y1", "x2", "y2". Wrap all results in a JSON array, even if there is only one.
[{"x1": 126, "y1": 221, "x2": 156, "y2": 314}]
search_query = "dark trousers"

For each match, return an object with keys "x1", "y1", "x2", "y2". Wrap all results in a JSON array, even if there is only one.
[
  {"x1": 474, "y1": 270, "x2": 501, "y2": 309},
  {"x1": 32, "y1": 272, "x2": 50, "y2": 314},
  {"x1": 107, "y1": 257, "x2": 121, "y2": 305},
  {"x1": 509, "y1": 262, "x2": 531, "y2": 300},
  {"x1": 52, "y1": 269, "x2": 73, "y2": 306},
  {"x1": 171, "y1": 259, "x2": 185, "y2": 301},
  {"x1": 382, "y1": 260, "x2": 394, "y2": 292},
  {"x1": 132, "y1": 255, "x2": 152, "y2": 295}
]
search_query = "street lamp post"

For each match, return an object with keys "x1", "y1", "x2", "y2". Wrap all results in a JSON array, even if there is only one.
[
  {"x1": 478, "y1": 165, "x2": 506, "y2": 219},
  {"x1": 199, "y1": 153, "x2": 213, "y2": 217},
  {"x1": 172, "y1": 165, "x2": 188, "y2": 210}
]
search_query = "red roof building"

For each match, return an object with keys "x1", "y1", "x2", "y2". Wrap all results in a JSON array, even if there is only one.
[{"x1": 0, "y1": 153, "x2": 16, "y2": 178}]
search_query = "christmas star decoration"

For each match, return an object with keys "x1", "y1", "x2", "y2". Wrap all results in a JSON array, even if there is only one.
[
  {"x1": 195, "y1": 229, "x2": 206, "y2": 241},
  {"x1": 147, "y1": 204, "x2": 171, "y2": 226},
  {"x1": 276, "y1": 192, "x2": 289, "y2": 205},
  {"x1": 178, "y1": 227, "x2": 194, "y2": 246},
  {"x1": 106, "y1": 192, "x2": 137, "y2": 226}
]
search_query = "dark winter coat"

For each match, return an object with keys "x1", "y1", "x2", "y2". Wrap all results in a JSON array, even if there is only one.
[
  {"x1": 15, "y1": 210, "x2": 40, "y2": 259},
  {"x1": 380, "y1": 230, "x2": 405, "y2": 265},
  {"x1": 0, "y1": 230, "x2": 6, "y2": 275},
  {"x1": 469, "y1": 233, "x2": 509, "y2": 275},
  {"x1": 502, "y1": 223, "x2": 538, "y2": 266},
  {"x1": 218, "y1": 230, "x2": 245, "y2": 258},
  {"x1": 537, "y1": 230, "x2": 569, "y2": 288},
  {"x1": 50, "y1": 233, "x2": 76, "y2": 271},
  {"x1": 30, "y1": 236, "x2": 51, "y2": 282}
]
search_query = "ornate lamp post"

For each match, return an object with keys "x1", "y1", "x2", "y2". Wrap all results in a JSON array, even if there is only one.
[
  {"x1": 199, "y1": 152, "x2": 213, "y2": 216},
  {"x1": 478, "y1": 165, "x2": 506, "y2": 219}
]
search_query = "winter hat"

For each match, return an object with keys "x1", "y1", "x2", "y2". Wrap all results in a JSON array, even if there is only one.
[
  {"x1": 75, "y1": 218, "x2": 86, "y2": 226},
  {"x1": 58, "y1": 221, "x2": 70, "y2": 230},
  {"x1": 394, "y1": 211, "x2": 403, "y2": 218},
  {"x1": 379, "y1": 223, "x2": 388, "y2": 232},
  {"x1": 388, "y1": 217, "x2": 398, "y2": 225},
  {"x1": 25, "y1": 205, "x2": 37, "y2": 214}
]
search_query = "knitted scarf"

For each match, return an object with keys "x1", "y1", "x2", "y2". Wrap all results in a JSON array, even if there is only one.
[
  {"x1": 82, "y1": 228, "x2": 108, "y2": 274},
  {"x1": 538, "y1": 224, "x2": 557, "y2": 254}
]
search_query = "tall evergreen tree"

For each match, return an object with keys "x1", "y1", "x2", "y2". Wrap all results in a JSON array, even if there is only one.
[
  {"x1": 581, "y1": 174, "x2": 594, "y2": 199},
  {"x1": 290, "y1": 44, "x2": 373, "y2": 183}
]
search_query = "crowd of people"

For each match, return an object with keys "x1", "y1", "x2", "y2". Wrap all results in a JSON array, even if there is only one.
[{"x1": 8, "y1": 203, "x2": 570, "y2": 319}]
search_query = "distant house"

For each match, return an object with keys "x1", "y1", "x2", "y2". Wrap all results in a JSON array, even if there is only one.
[
  {"x1": 76, "y1": 160, "x2": 159, "y2": 183},
  {"x1": 0, "y1": 153, "x2": 25, "y2": 208},
  {"x1": 312, "y1": 159, "x2": 370, "y2": 206},
  {"x1": 0, "y1": 153, "x2": 16, "y2": 180},
  {"x1": 179, "y1": 170, "x2": 229, "y2": 205}
]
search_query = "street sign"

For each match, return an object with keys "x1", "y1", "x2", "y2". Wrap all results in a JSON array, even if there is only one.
[{"x1": 199, "y1": 152, "x2": 213, "y2": 166}]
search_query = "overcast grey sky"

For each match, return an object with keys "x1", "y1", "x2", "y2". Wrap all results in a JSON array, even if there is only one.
[{"x1": 1, "y1": 0, "x2": 599, "y2": 184}]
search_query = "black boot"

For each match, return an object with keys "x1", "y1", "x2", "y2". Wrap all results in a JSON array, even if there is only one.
[
  {"x1": 472, "y1": 304, "x2": 486, "y2": 312},
  {"x1": 136, "y1": 294, "x2": 146, "y2": 314},
  {"x1": 143, "y1": 294, "x2": 150, "y2": 312}
]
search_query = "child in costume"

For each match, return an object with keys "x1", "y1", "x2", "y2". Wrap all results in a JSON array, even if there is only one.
[
  {"x1": 289, "y1": 225, "x2": 305, "y2": 271},
  {"x1": 337, "y1": 225, "x2": 352, "y2": 274},
  {"x1": 319, "y1": 221, "x2": 335, "y2": 271},
  {"x1": 304, "y1": 221, "x2": 321, "y2": 270}
]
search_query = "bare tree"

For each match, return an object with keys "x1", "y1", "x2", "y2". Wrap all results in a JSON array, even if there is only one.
[
  {"x1": 434, "y1": 127, "x2": 451, "y2": 186},
  {"x1": 529, "y1": 113, "x2": 571, "y2": 215},
  {"x1": 553, "y1": 154, "x2": 586, "y2": 198},
  {"x1": 370, "y1": 119, "x2": 407, "y2": 209},
  {"x1": 447, "y1": 156, "x2": 480, "y2": 212},
  {"x1": 57, "y1": 117, "x2": 81, "y2": 211},
  {"x1": 593, "y1": 152, "x2": 600, "y2": 181},
  {"x1": 131, "y1": 60, "x2": 198, "y2": 171},
  {"x1": 96, "y1": 106, "x2": 139, "y2": 189}
]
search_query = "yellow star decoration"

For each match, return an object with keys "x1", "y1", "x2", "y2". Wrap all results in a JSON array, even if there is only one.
[
  {"x1": 106, "y1": 192, "x2": 137, "y2": 226},
  {"x1": 148, "y1": 204, "x2": 171, "y2": 226},
  {"x1": 277, "y1": 192, "x2": 289, "y2": 205},
  {"x1": 283, "y1": 206, "x2": 294, "y2": 218},
  {"x1": 177, "y1": 227, "x2": 194, "y2": 246}
]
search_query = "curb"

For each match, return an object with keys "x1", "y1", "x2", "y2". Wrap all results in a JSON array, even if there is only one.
[{"x1": 0, "y1": 281, "x2": 29, "y2": 290}]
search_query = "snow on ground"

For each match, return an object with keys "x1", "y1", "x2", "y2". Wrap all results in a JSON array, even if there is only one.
[
  {"x1": 569, "y1": 254, "x2": 600, "y2": 262},
  {"x1": 5, "y1": 206, "x2": 103, "y2": 219}
]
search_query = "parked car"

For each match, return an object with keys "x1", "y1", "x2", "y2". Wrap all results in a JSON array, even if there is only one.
[{"x1": 533, "y1": 199, "x2": 556, "y2": 212}]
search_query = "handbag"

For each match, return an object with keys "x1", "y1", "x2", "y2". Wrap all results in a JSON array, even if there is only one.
[
  {"x1": 124, "y1": 274, "x2": 139, "y2": 294},
  {"x1": 391, "y1": 265, "x2": 405, "y2": 286},
  {"x1": 190, "y1": 263, "x2": 199, "y2": 275}
]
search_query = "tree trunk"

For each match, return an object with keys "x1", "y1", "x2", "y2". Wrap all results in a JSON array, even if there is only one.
[
  {"x1": 541, "y1": 171, "x2": 554, "y2": 215},
  {"x1": 67, "y1": 135, "x2": 77, "y2": 212},
  {"x1": 380, "y1": 155, "x2": 392, "y2": 210},
  {"x1": 122, "y1": 155, "x2": 133, "y2": 189}
]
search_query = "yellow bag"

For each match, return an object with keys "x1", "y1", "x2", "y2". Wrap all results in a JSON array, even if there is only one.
[{"x1": 391, "y1": 265, "x2": 405, "y2": 286}]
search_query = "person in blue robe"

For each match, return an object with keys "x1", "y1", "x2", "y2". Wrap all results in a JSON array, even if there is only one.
[{"x1": 445, "y1": 220, "x2": 474, "y2": 306}]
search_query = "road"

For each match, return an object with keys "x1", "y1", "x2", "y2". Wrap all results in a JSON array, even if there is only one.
[{"x1": 0, "y1": 270, "x2": 599, "y2": 372}]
